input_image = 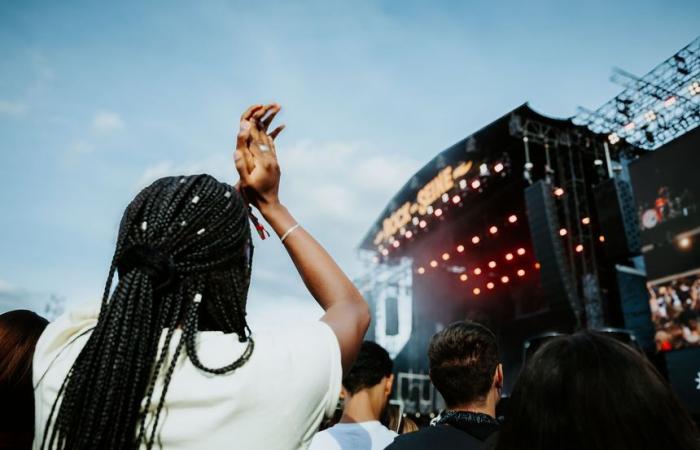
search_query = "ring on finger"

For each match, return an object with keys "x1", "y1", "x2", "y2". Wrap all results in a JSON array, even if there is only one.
[{"x1": 259, "y1": 144, "x2": 271, "y2": 153}]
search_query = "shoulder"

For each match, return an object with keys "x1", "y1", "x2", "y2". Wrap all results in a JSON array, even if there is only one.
[
  {"x1": 308, "y1": 429, "x2": 338, "y2": 450},
  {"x1": 386, "y1": 425, "x2": 482, "y2": 449}
]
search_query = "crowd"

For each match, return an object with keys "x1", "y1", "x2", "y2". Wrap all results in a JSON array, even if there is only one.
[
  {"x1": 1, "y1": 104, "x2": 699, "y2": 449},
  {"x1": 650, "y1": 274, "x2": 700, "y2": 351}
]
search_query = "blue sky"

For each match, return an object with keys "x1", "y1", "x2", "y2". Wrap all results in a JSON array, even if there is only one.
[{"x1": 1, "y1": 0, "x2": 698, "y2": 326}]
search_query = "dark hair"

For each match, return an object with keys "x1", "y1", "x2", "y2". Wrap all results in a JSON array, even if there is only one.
[
  {"x1": 428, "y1": 321, "x2": 499, "y2": 408},
  {"x1": 0, "y1": 310, "x2": 49, "y2": 440},
  {"x1": 495, "y1": 331, "x2": 700, "y2": 450},
  {"x1": 343, "y1": 341, "x2": 393, "y2": 394},
  {"x1": 42, "y1": 175, "x2": 255, "y2": 450}
]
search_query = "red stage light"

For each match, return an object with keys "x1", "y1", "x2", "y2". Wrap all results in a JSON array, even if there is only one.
[
  {"x1": 554, "y1": 187, "x2": 565, "y2": 197},
  {"x1": 442, "y1": 252, "x2": 450, "y2": 261},
  {"x1": 517, "y1": 248, "x2": 526, "y2": 256},
  {"x1": 501, "y1": 276, "x2": 510, "y2": 284},
  {"x1": 473, "y1": 268, "x2": 482, "y2": 275},
  {"x1": 599, "y1": 235, "x2": 605, "y2": 243},
  {"x1": 517, "y1": 269, "x2": 526, "y2": 277},
  {"x1": 417, "y1": 267, "x2": 425, "y2": 274},
  {"x1": 559, "y1": 228, "x2": 568, "y2": 236},
  {"x1": 489, "y1": 226, "x2": 498, "y2": 234},
  {"x1": 381, "y1": 249, "x2": 389, "y2": 256},
  {"x1": 472, "y1": 236, "x2": 480, "y2": 244},
  {"x1": 457, "y1": 244, "x2": 465, "y2": 253},
  {"x1": 535, "y1": 262, "x2": 541, "y2": 269},
  {"x1": 575, "y1": 244, "x2": 584, "y2": 253},
  {"x1": 459, "y1": 274, "x2": 468, "y2": 282},
  {"x1": 393, "y1": 240, "x2": 400, "y2": 248},
  {"x1": 494, "y1": 162, "x2": 504, "y2": 173},
  {"x1": 505, "y1": 253, "x2": 514, "y2": 261},
  {"x1": 471, "y1": 180, "x2": 481, "y2": 189},
  {"x1": 430, "y1": 260, "x2": 438, "y2": 268},
  {"x1": 508, "y1": 214, "x2": 518, "y2": 223},
  {"x1": 488, "y1": 261, "x2": 497, "y2": 269},
  {"x1": 435, "y1": 208, "x2": 443, "y2": 217},
  {"x1": 405, "y1": 230, "x2": 413, "y2": 239},
  {"x1": 473, "y1": 288, "x2": 481, "y2": 295},
  {"x1": 419, "y1": 220, "x2": 427, "y2": 228},
  {"x1": 487, "y1": 282, "x2": 495, "y2": 290},
  {"x1": 452, "y1": 195, "x2": 461, "y2": 204}
]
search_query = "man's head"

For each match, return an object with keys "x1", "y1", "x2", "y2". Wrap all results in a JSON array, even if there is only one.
[
  {"x1": 341, "y1": 341, "x2": 394, "y2": 416},
  {"x1": 428, "y1": 321, "x2": 502, "y2": 410}
]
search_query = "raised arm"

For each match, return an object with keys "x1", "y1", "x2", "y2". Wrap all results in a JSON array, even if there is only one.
[{"x1": 234, "y1": 104, "x2": 370, "y2": 375}]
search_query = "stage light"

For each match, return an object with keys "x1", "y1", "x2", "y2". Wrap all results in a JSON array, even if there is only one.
[
  {"x1": 554, "y1": 187, "x2": 565, "y2": 197},
  {"x1": 405, "y1": 230, "x2": 413, "y2": 239},
  {"x1": 517, "y1": 248, "x2": 526, "y2": 256},
  {"x1": 479, "y1": 163, "x2": 490, "y2": 177},
  {"x1": 442, "y1": 193, "x2": 449, "y2": 203},
  {"x1": 575, "y1": 244, "x2": 584, "y2": 253},
  {"x1": 608, "y1": 133, "x2": 620, "y2": 144},
  {"x1": 412, "y1": 216, "x2": 419, "y2": 225},
  {"x1": 664, "y1": 96, "x2": 677, "y2": 108},
  {"x1": 508, "y1": 214, "x2": 518, "y2": 223},
  {"x1": 442, "y1": 252, "x2": 450, "y2": 261},
  {"x1": 460, "y1": 274, "x2": 468, "y2": 282},
  {"x1": 471, "y1": 179, "x2": 481, "y2": 189},
  {"x1": 534, "y1": 262, "x2": 541, "y2": 269},
  {"x1": 381, "y1": 249, "x2": 389, "y2": 256},
  {"x1": 457, "y1": 244, "x2": 465, "y2": 253},
  {"x1": 435, "y1": 208, "x2": 443, "y2": 217},
  {"x1": 594, "y1": 159, "x2": 603, "y2": 166},
  {"x1": 430, "y1": 260, "x2": 438, "y2": 268},
  {"x1": 599, "y1": 235, "x2": 605, "y2": 243},
  {"x1": 459, "y1": 179, "x2": 468, "y2": 189},
  {"x1": 417, "y1": 267, "x2": 425, "y2": 274},
  {"x1": 559, "y1": 228, "x2": 568, "y2": 236},
  {"x1": 582, "y1": 217, "x2": 590, "y2": 225},
  {"x1": 472, "y1": 236, "x2": 480, "y2": 244},
  {"x1": 474, "y1": 268, "x2": 482, "y2": 275},
  {"x1": 501, "y1": 276, "x2": 510, "y2": 284},
  {"x1": 644, "y1": 110, "x2": 657, "y2": 122},
  {"x1": 690, "y1": 81, "x2": 700, "y2": 96},
  {"x1": 473, "y1": 288, "x2": 481, "y2": 295},
  {"x1": 427, "y1": 205, "x2": 434, "y2": 215},
  {"x1": 624, "y1": 122, "x2": 635, "y2": 131},
  {"x1": 678, "y1": 236, "x2": 692, "y2": 250},
  {"x1": 517, "y1": 269, "x2": 525, "y2": 277},
  {"x1": 505, "y1": 253, "x2": 514, "y2": 261},
  {"x1": 488, "y1": 260, "x2": 497, "y2": 269},
  {"x1": 487, "y1": 282, "x2": 495, "y2": 290},
  {"x1": 494, "y1": 162, "x2": 504, "y2": 173},
  {"x1": 452, "y1": 195, "x2": 461, "y2": 204},
  {"x1": 489, "y1": 226, "x2": 498, "y2": 234},
  {"x1": 419, "y1": 220, "x2": 427, "y2": 228},
  {"x1": 393, "y1": 240, "x2": 400, "y2": 248}
]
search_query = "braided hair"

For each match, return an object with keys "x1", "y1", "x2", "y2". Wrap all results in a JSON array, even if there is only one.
[{"x1": 41, "y1": 175, "x2": 255, "y2": 450}]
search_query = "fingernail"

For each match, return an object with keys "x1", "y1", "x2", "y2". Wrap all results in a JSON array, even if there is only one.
[{"x1": 240, "y1": 120, "x2": 250, "y2": 131}]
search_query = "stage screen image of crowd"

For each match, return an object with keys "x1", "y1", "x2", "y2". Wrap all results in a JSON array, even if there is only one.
[{"x1": 629, "y1": 127, "x2": 700, "y2": 352}]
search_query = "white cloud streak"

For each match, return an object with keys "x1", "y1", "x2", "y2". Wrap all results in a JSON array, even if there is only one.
[{"x1": 92, "y1": 111, "x2": 125, "y2": 133}]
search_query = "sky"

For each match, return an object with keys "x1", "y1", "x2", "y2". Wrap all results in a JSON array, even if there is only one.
[{"x1": 1, "y1": 0, "x2": 698, "y2": 326}]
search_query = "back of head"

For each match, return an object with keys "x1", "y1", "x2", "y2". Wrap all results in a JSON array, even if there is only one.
[
  {"x1": 428, "y1": 321, "x2": 499, "y2": 408},
  {"x1": 0, "y1": 310, "x2": 48, "y2": 435},
  {"x1": 343, "y1": 341, "x2": 393, "y2": 394},
  {"x1": 42, "y1": 175, "x2": 255, "y2": 450},
  {"x1": 495, "y1": 331, "x2": 700, "y2": 450}
]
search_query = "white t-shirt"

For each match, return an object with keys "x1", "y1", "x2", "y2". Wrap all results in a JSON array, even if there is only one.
[
  {"x1": 308, "y1": 421, "x2": 397, "y2": 450},
  {"x1": 33, "y1": 303, "x2": 342, "y2": 450}
]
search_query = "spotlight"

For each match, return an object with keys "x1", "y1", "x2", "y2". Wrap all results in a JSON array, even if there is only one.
[
  {"x1": 508, "y1": 214, "x2": 518, "y2": 223},
  {"x1": 474, "y1": 268, "x2": 482, "y2": 275},
  {"x1": 501, "y1": 276, "x2": 510, "y2": 284},
  {"x1": 554, "y1": 187, "x2": 565, "y2": 197},
  {"x1": 430, "y1": 260, "x2": 438, "y2": 268},
  {"x1": 381, "y1": 249, "x2": 389, "y2": 256},
  {"x1": 417, "y1": 267, "x2": 425, "y2": 274},
  {"x1": 664, "y1": 96, "x2": 677, "y2": 108},
  {"x1": 678, "y1": 236, "x2": 692, "y2": 250},
  {"x1": 412, "y1": 216, "x2": 420, "y2": 225},
  {"x1": 644, "y1": 110, "x2": 657, "y2": 122},
  {"x1": 608, "y1": 133, "x2": 620, "y2": 144},
  {"x1": 457, "y1": 244, "x2": 465, "y2": 253},
  {"x1": 472, "y1": 236, "x2": 480, "y2": 244},
  {"x1": 559, "y1": 228, "x2": 568, "y2": 236},
  {"x1": 473, "y1": 288, "x2": 481, "y2": 295},
  {"x1": 405, "y1": 230, "x2": 413, "y2": 239},
  {"x1": 488, "y1": 261, "x2": 497, "y2": 269},
  {"x1": 479, "y1": 163, "x2": 490, "y2": 177},
  {"x1": 534, "y1": 262, "x2": 541, "y2": 269},
  {"x1": 599, "y1": 235, "x2": 605, "y2": 243},
  {"x1": 594, "y1": 159, "x2": 603, "y2": 166},
  {"x1": 471, "y1": 179, "x2": 481, "y2": 189},
  {"x1": 524, "y1": 162, "x2": 534, "y2": 170},
  {"x1": 393, "y1": 240, "x2": 400, "y2": 248},
  {"x1": 427, "y1": 205, "x2": 434, "y2": 215},
  {"x1": 441, "y1": 193, "x2": 449, "y2": 203},
  {"x1": 494, "y1": 162, "x2": 504, "y2": 173},
  {"x1": 435, "y1": 208, "x2": 443, "y2": 217},
  {"x1": 517, "y1": 248, "x2": 526, "y2": 256},
  {"x1": 459, "y1": 179, "x2": 468, "y2": 189},
  {"x1": 489, "y1": 226, "x2": 498, "y2": 234},
  {"x1": 487, "y1": 282, "x2": 495, "y2": 290},
  {"x1": 452, "y1": 195, "x2": 461, "y2": 204},
  {"x1": 689, "y1": 81, "x2": 700, "y2": 96},
  {"x1": 459, "y1": 274, "x2": 468, "y2": 282},
  {"x1": 582, "y1": 217, "x2": 590, "y2": 225},
  {"x1": 442, "y1": 252, "x2": 450, "y2": 261},
  {"x1": 505, "y1": 253, "x2": 514, "y2": 261},
  {"x1": 517, "y1": 269, "x2": 525, "y2": 277},
  {"x1": 419, "y1": 220, "x2": 427, "y2": 228},
  {"x1": 575, "y1": 244, "x2": 584, "y2": 253}
]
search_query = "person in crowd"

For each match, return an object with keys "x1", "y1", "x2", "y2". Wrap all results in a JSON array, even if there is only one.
[
  {"x1": 32, "y1": 104, "x2": 370, "y2": 450},
  {"x1": 387, "y1": 321, "x2": 502, "y2": 449},
  {"x1": 0, "y1": 310, "x2": 48, "y2": 450},
  {"x1": 492, "y1": 331, "x2": 700, "y2": 450},
  {"x1": 309, "y1": 341, "x2": 396, "y2": 450}
]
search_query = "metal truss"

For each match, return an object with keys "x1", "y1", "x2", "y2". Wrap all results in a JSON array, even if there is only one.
[{"x1": 575, "y1": 36, "x2": 700, "y2": 149}]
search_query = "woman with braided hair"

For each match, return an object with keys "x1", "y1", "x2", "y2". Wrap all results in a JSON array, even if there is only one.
[{"x1": 33, "y1": 104, "x2": 370, "y2": 450}]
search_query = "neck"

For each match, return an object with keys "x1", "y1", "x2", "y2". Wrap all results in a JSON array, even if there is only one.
[
  {"x1": 339, "y1": 390, "x2": 381, "y2": 424},
  {"x1": 449, "y1": 390, "x2": 498, "y2": 418}
]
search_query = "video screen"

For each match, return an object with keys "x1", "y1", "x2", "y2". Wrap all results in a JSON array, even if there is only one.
[{"x1": 648, "y1": 270, "x2": 700, "y2": 352}]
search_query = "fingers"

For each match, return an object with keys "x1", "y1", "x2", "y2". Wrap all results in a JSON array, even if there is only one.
[
  {"x1": 261, "y1": 104, "x2": 281, "y2": 131},
  {"x1": 241, "y1": 104, "x2": 263, "y2": 122},
  {"x1": 234, "y1": 149, "x2": 250, "y2": 182},
  {"x1": 270, "y1": 124, "x2": 285, "y2": 140}
]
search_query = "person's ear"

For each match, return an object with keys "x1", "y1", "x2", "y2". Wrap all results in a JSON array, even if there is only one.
[
  {"x1": 340, "y1": 386, "x2": 349, "y2": 400},
  {"x1": 385, "y1": 374, "x2": 395, "y2": 396},
  {"x1": 494, "y1": 363, "x2": 504, "y2": 390}
]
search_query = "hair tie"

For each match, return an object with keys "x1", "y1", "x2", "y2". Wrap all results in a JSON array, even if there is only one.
[{"x1": 116, "y1": 244, "x2": 177, "y2": 292}]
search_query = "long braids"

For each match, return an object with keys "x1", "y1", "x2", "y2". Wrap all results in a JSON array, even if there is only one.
[{"x1": 42, "y1": 175, "x2": 255, "y2": 450}]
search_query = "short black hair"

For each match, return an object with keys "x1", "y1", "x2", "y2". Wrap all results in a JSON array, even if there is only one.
[
  {"x1": 428, "y1": 321, "x2": 499, "y2": 408},
  {"x1": 343, "y1": 341, "x2": 393, "y2": 394}
]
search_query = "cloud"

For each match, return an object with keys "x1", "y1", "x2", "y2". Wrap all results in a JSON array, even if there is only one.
[
  {"x1": 0, "y1": 100, "x2": 29, "y2": 117},
  {"x1": 92, "y1": 111, "x2": 125, "y2": 133}
]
